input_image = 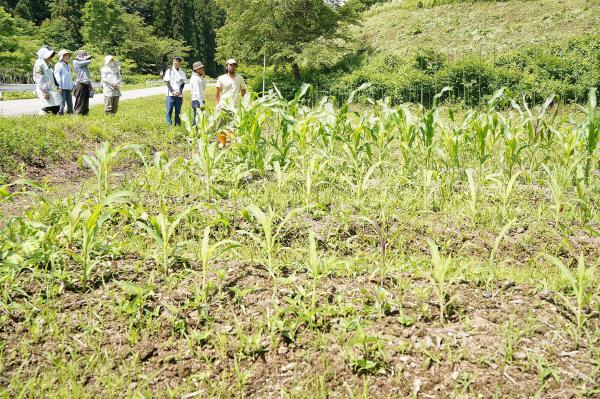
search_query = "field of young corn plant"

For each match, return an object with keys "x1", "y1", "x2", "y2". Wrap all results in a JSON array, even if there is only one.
[{"x1": 1, "y1": 86, "x2": 599, "y2": 398}]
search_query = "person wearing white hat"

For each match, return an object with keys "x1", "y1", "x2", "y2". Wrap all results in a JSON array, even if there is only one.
[
  {"x1": 215, "y1": 58, "x2": 246, "y2": 110},
  {"x1": 101, "y1": 55, "x2": 122, "y2": 116},
  {"x1": 54, "y1": 49, "x2": 74, "y2": 115},
  {"x1": 190, "y1": 61, "x2": 206, "y2": 127},
  {"x1": 215, "y1": 58, "x2": 247, "y2": 148},
  {"x1": 33, "y1": 45, "x2": 62, "y2": 115}
]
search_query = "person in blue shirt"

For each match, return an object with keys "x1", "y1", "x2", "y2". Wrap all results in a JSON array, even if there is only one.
[{"x1": 54, "y1": 49, "x2": 74, "y2": 115}]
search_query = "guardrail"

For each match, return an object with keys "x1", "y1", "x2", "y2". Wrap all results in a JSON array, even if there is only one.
[{"x1": 0, "y1": 82, "x2": 102, "y2": 99}]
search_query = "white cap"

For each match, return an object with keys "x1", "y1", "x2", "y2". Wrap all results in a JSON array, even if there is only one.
[
  {"x1": 226, "y1": 58, "x2": 238, "y2": 65},
  {"x1": 104, "y1": 55, "x2": 115, "y2": 65}
]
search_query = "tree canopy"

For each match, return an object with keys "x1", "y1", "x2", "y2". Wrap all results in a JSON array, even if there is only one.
[{"x1": 216, "y1": 0, "x2": 359, "y2": 78}]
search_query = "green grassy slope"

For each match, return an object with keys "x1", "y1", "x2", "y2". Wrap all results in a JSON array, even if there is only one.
[{"x1": 357, "y1": 0, "x2": 600, "y2": 57}]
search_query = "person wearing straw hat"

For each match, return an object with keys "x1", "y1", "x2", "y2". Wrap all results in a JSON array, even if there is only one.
[
  {"x1": 190, "y1": 61, "x2": 206, "y2": 127},
  {"x1": 164, "y1": 55, "x2": 187, "y2": 126},
  {"x1": 101, "y1": 55, "x2": 122, "y2": 116},
  {"x1": 33, "y1": 45, "x2": 62, "y2": 115},
  {"x1": 215, "y1": 58, "x2": 247, "y2": 148},
  {"x1": 54, "y1": 49, "x2": 74, "y2": 115},
  {"x1": 73, "y1": 49, "x2": 94, "y2": 116}
]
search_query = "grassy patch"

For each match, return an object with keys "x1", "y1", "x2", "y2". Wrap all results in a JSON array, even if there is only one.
[{"x1": 0, "y1": 88, "x2": 598, "y2": 397}]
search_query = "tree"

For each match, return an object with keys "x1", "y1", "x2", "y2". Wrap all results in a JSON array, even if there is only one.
[
  {"x1": 38, "y1": 16, "x2": 80, "y2": 50},
  {"x1": 0, "y1": 6, "x2": 40, "y2": 82},
  {"x1": 12, "y1": 0, "x2": 50, "y2": 23},
  {"x1": 81, "y1": 0, "x2": 125, "y2": 54},
  {"x1": 48, "y1": 0, "x2": 86, "y2": 48},
  {"x1": 117, "y1": 0, "x2": 154, "y2": 24},
  {"x1": 216, "y1": 0, "x2": 357, "y2": 80},
  {"x1": 152, "y1": 0, "x2": 171, "y2": 38}
]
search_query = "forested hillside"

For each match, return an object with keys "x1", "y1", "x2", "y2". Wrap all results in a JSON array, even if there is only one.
[{"x1": 0, "y1": 0, "x2": 223, "y2": 79}]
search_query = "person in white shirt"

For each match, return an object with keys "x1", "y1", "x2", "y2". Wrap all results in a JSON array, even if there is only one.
[
  {"x1": 164, "y1": 56, "x2": 187, "y2": 126},
  {"x1": 100, "y1": 55, "x2": 122, "y2": 116},
  {"x1": 215, "y1": 58, "x2": 247, "y2": 148},
  {"x1": 33, "y1": 45, "x2": 62, "y2": 115},
  {"x1": 190, "y1": 61, "x2": 207, "y2": 127}
]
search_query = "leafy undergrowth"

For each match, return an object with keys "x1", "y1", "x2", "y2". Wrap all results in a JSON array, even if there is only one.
[
  {"x1": 0, "y1": 91, "x2": 209, "y2": 185},
  {"x1": 0, "y1": 87, "x2": 599, "y2": 397}
]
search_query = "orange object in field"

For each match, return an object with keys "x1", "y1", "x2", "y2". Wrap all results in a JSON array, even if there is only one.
[{"x1": 218, "y1": 132, "x2": 227, "y2": 148}]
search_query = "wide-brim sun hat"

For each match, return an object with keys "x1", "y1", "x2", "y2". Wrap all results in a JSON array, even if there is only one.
[
  {"x1": 225, "y1": 58, "x2": 238, "y2": 65},
  {"x1": 192, "y1": 61, "x2": 205, "y2": 71},
  {"x1": 37, "y1": 46, "x2": 55, "y2": 60},
  {"x1": 57, "y1": 49, "x2": 72, "y2": 62}
]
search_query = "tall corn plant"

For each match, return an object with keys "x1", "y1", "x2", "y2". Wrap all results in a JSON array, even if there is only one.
[
  {"x1": 192, "y1": 136, "x2": 224, "y2": 201},
  {"x1": 419, "y1": 87, "x2": 451, "y2": 165},
  {"x1": 83, "y1": 142, "x2": 131, "y2": 200},
  {"x1": 578, "y1": 88, "x2": 599, "y2": 184}
]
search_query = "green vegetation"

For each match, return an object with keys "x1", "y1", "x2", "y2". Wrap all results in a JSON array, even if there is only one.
[
  {"x1": 0, "y1": 0, "x2": 224, "y2": 79},
  {"x1": 251, "y1": 0, "x2": 600, "y2": 105},
  {"x1": 0, "y1": 87, "x2": 598, "y2": 396}
]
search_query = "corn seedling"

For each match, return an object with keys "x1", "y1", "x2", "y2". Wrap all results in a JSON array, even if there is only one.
[
  {"x1": 66, "y1": 191, "x2": 132, "y2": 284},
  {"x1": 546, "y1": 254, "x2": 597, "y2": 342},
  {"x1": 307, "y1": 230, "x2": 323, "y2": 309},
  {"x1": 136, "y1": 202, "x2": 198, "y2": 275},
  {"x1": 198, "y1": 226, "x2": 239, "y2": 303},
  {"x1": 239, "y1": 204, "x2": 306, "y2": 283},
  {"x1": 427, "y1": 238, "x2": 459, "y2": 324},
  {"x1": 83, "y1": 142, "x2": 131, "y2": 200}
]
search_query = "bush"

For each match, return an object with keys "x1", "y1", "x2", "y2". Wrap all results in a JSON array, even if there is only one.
[{"x1": 265, "y1": 34, "x2": 600, "y2": 106}]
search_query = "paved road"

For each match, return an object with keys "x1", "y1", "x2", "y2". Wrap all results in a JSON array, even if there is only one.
[{"x1": 0, "y1": 86, "x2": 182, "y2": 117}]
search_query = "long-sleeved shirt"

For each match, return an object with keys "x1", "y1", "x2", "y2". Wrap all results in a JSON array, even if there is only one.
[
  {"x1": 73, "y1": 58, "x2": 92, "y2": 85},
  {"x1": 190, "y1": 73, "x2": 206, "y2": 103},
  {"x1": 54, "y1": 60, "x2": 73, "y2": 91},
  {"x1": 33, "y1": 58, "x2": 61, "y2": 107},
  {"x1": 101, "y1": 64, "x2": 122, "y2": 97}
]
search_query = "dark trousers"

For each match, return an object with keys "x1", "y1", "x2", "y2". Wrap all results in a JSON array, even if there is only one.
[
  {"x1": 166, "y1": 96, "x2": 183, "y2": 126},
  {"x1": 42, "y1": 106, "x2": 60, "y2": 115},
  {"x1": 59, "y1": 89, "x2": 73, "y2": 115},
  {"x1": 192, "y1": 100, "x2": 204, "y2": 126},
  {"x1": 73, "y1": 83, "x2": 91, "y2": 116}
]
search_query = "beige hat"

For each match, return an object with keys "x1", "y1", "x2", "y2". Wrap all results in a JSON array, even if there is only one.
[
  {"x1": 104, "y1": 55, "x2": 115, "y2": 65},
  {"x1": 192, "y1": 61, "x2": 205, "y2": 71},
  {"x1": 225, "y1": 58, "x2": 238, "y2": 65},
  {"x1": 57, "y1": 49, "x2": 72, "y2": 62}
]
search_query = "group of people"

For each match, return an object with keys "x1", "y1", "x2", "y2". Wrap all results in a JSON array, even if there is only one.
[
  {"x1": 34, "y1": 47, "x2": 247, "y2": 147},
  {"x1": 163, "y1": 56, "x2": 247, "y2": 147},
  {"x1": 33, "y1": 46, "x2": 123, "y2": 116}
]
